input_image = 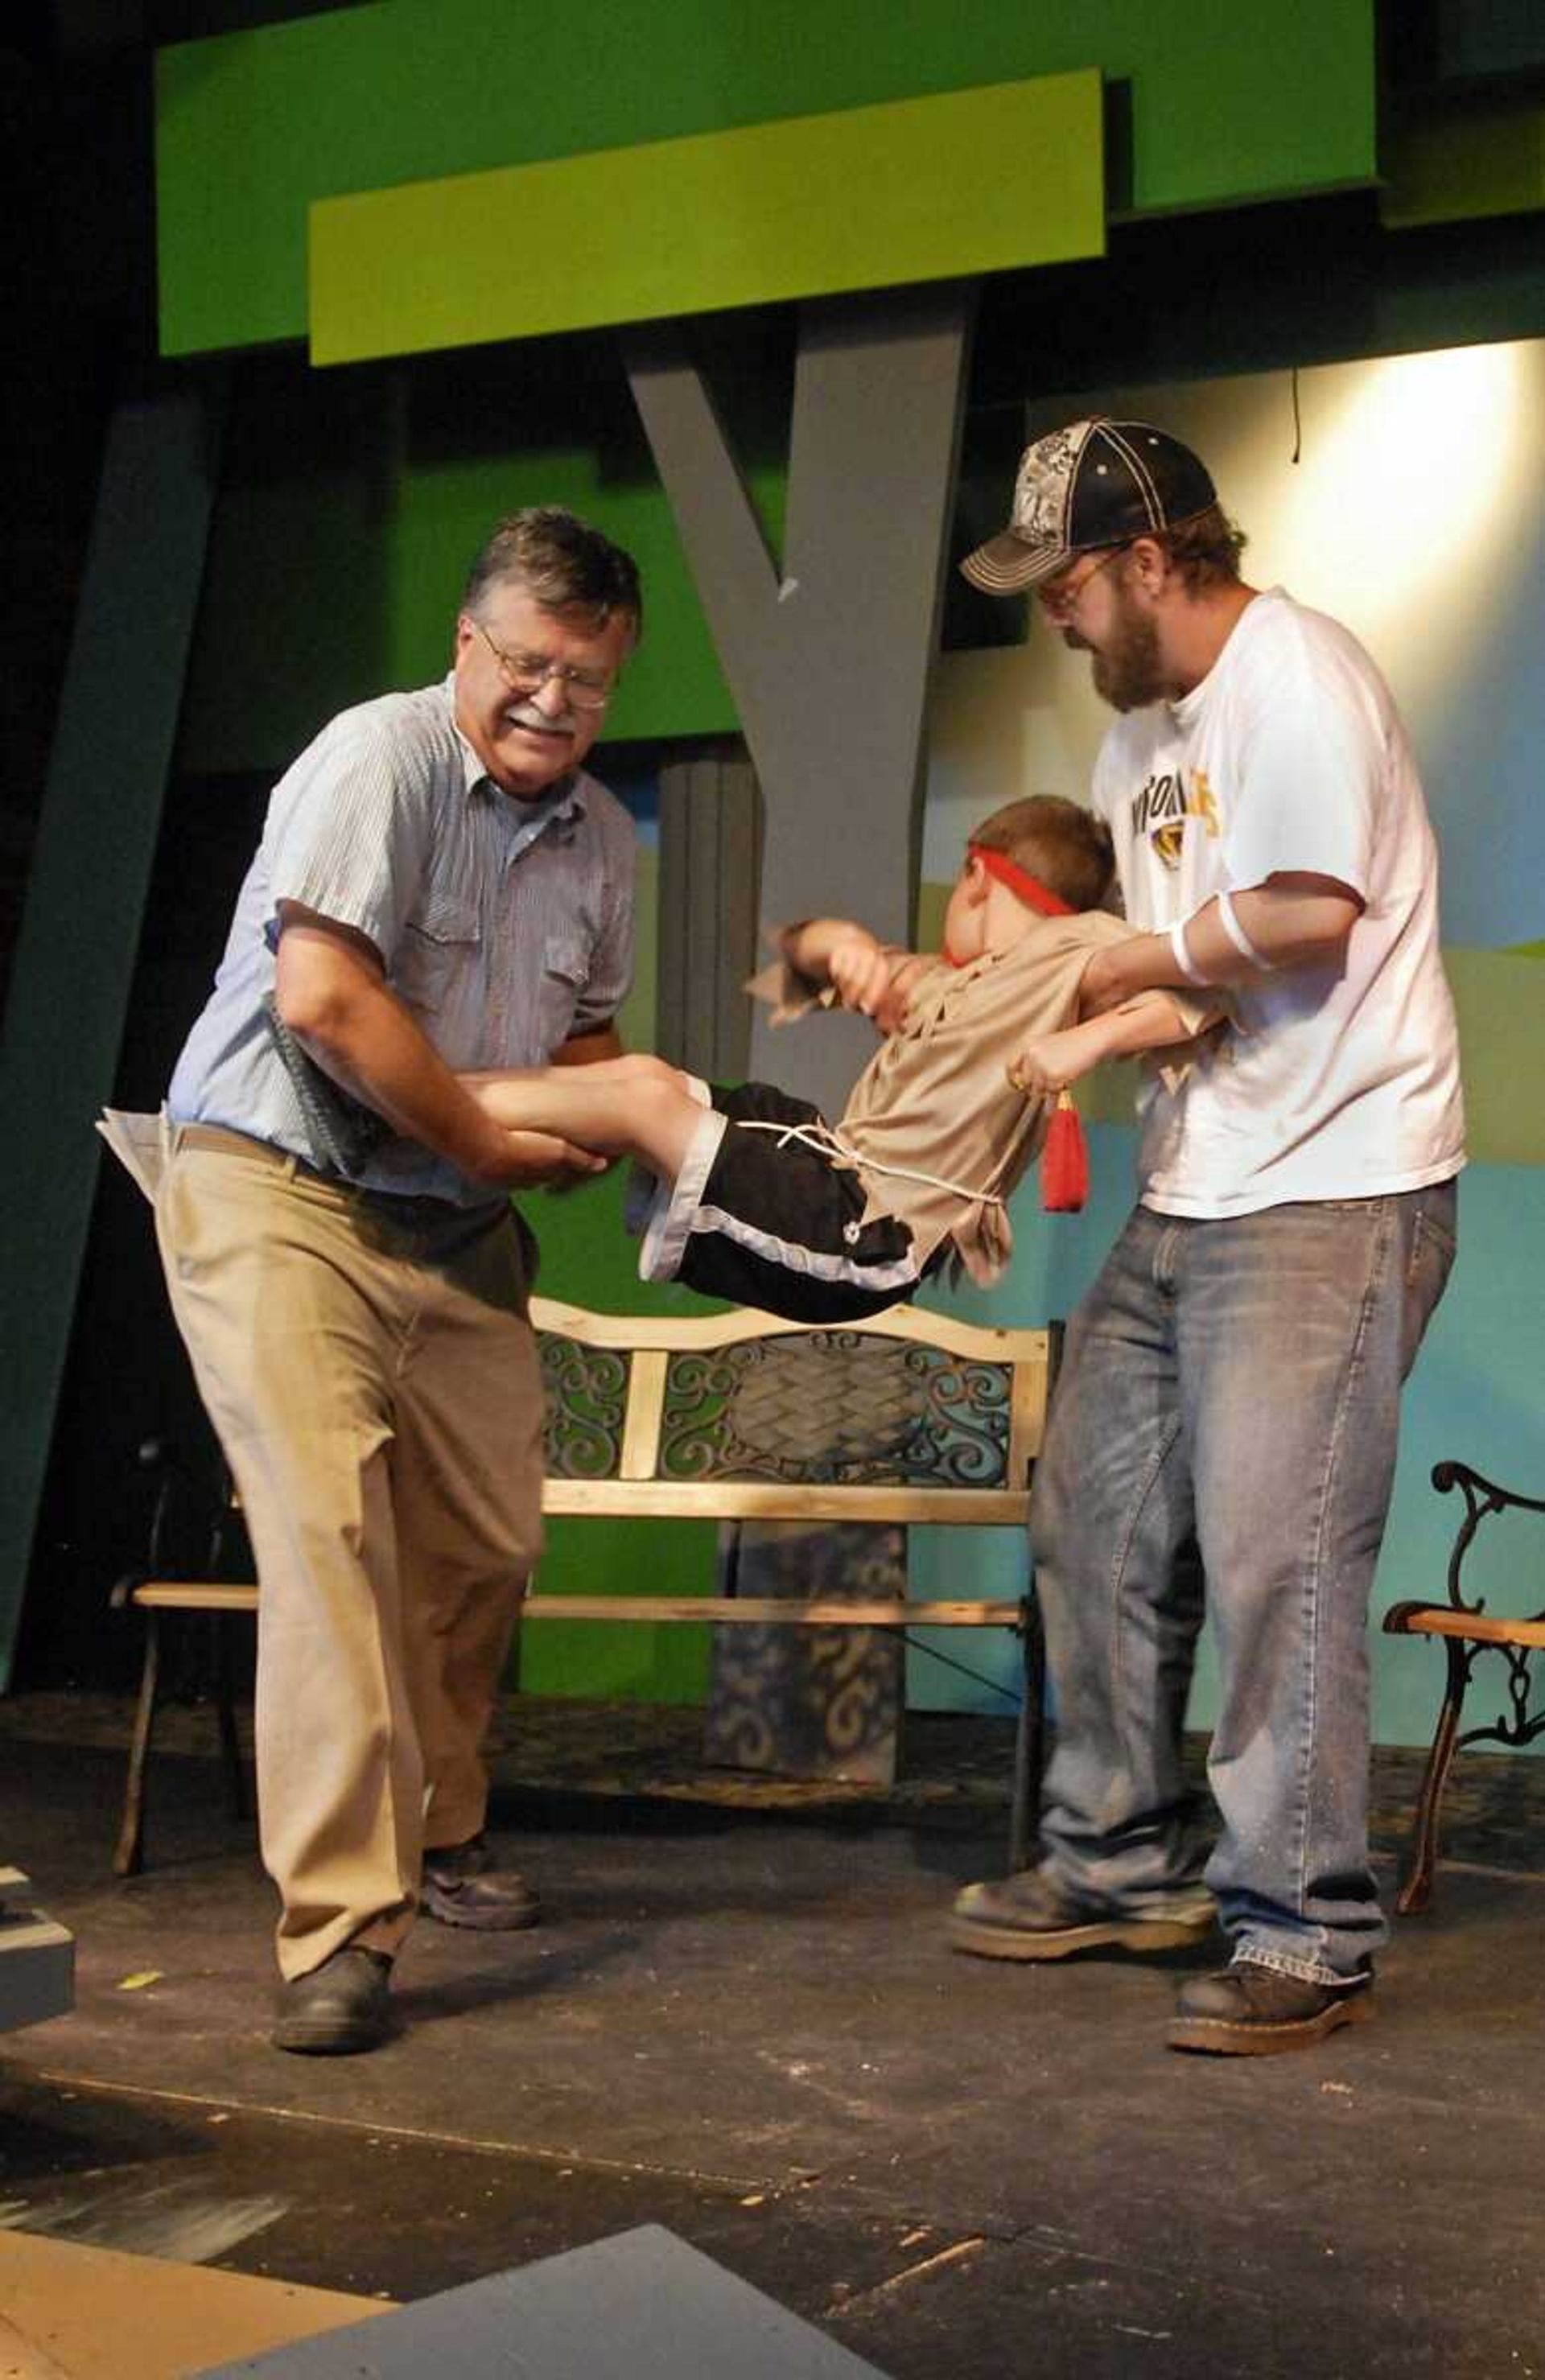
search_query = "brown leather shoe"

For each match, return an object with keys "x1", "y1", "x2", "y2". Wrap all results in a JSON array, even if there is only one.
[
  {"x1": 950, "y1": 1865, "x2": 1214, "y2": 1961},
  {"x1": 422, "y1": 1834, "x2": 541, "y2": 1931},
  {"x1": 1169, "y1": 1958, "x2": 1375, "y2": 2055},
  {"x1": 272, "y1": 1947, "x2": 394, "y2": 2056}
]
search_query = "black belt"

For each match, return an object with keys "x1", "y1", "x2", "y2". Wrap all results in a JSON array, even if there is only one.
[{"x1": 173, "y1": 1123, "x2": 501, "y2": 1229}]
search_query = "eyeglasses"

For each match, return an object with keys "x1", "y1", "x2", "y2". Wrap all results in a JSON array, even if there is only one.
[
  {"x1": 472, "y1": 620, "x2": 615, "y2": 712},
  {"x1": 1036, "y1": 543, "x2": 1131, "y2": 623}
]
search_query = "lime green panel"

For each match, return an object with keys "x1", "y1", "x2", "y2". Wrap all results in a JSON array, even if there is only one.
[
  {"x1": 1446, "y1": 949, "x2": 1545, "y2": 1167},
  {"x1": 309, "y1": 76, "x2": 1104, "y2": 366},
  {"x1": 1382, "y1": 104, "x2": 1545, "y2": 230},
  {"x1": 155, "y1": 0, "x2": 1376, "y2": 356}
]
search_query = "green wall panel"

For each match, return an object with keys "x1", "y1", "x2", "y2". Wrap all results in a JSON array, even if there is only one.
[
  {"x1": 509, "y1": 850, "x2": 723, "y2": 1707},
  {"x1": 1382, "y1": 101, "x2": 1545, "y2": 230},
  {"x1": 309, "y1": 74, "x2": 1104, "y2": 366},
  {"x1": 511, "y1": 1144, "x2": 723, "y2": 1709},
  {"x1": 156, "y1": 0, "x2": 1377, "y2": 356},
  {"x1": 175, "y1": 348, "x2": 788, "y2": 771},
  {"x1": 382, "y1": 439, "x2": 772, "y2": 748}
]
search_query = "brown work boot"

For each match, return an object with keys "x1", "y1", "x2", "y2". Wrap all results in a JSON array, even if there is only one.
[
  {"x1": 1168, "y1": 1957, "x2": 1375, "y2": 2056},
  {"x1": 421, "y1": 1834, "x2": 541, "y2": 1931},
  {"x1": 272, "y1": 1947, "x2": 394, "y2": 2056},
  {"x1": 950, "y1": 1864, "x2": 1214, "y2": 1961}
]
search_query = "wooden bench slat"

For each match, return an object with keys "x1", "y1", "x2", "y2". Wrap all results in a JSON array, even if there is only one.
[
  {"x1": 1384, "y1": 1604, "x2": 1545, "y2": 1650},
  {"x1": 128, "y1": 1587, "x2": 1023, "y2": 1628},
  {"x1": 541, "y1": 1482, "x2": 1030, "y2": 1524},
  {"x1": 617, "y1": 1347, "x2": 669, "y2": 1481},
  {"x1": 129, "y1": 1582, "x2": 259, "y2": 1612},
  {"x1": 522, "y1": 1596, "x2": 1023, "y2": 1626},
  {"x1": 528, "y1": 1296, "x2": 1053, "y2": 1362}
]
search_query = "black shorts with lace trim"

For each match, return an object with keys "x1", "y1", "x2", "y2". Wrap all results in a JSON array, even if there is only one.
[{"x1": 641, "y1": 1080, "x2": 929, "y2": 1325}]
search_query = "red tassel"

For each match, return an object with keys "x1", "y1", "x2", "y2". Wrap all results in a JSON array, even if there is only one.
[{"x1": 1042, "y1": 1091, "x2": 1089, "y2": 1212}]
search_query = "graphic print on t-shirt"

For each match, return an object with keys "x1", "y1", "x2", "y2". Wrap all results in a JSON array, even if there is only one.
[{"x1": 1130, "y1": 764, "x2": 1222, "y2": 871}]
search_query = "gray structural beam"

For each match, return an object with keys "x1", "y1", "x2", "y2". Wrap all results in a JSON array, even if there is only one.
[
  {"x1": 656, "y1": 751, "x2": 761, "y2": 1081},
  {"x1": 625, "y1": 283, "x2": 976, "y2": 1117},
  {"x1": 0, "y1": 384, "x2": 223, "y2": 1690},
  {"x1": 628, "y1": 290, "x2": 976, "y2": 1783}
]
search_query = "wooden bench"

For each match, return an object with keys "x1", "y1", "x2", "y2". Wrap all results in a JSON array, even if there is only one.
[
  {"x1": 1382, "y1": 1459, "x2": 1545, "y2": 1913},
  {"x1": 112, "y1": 1295, "x2": 1057, "y2": 1880}
]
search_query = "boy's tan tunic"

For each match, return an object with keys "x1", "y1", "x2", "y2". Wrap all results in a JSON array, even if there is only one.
[{"x1": 835, "y1": 911, "x2": 1145, "y2": 1283}]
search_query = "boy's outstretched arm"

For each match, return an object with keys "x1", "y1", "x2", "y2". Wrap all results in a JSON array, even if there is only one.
[
  {"x1": 1007, "y1": 991, "x2": 1218, "y2": 1097},
  {"x1": 778, "y1": 919, "x2": 925, "y2": 1029}
]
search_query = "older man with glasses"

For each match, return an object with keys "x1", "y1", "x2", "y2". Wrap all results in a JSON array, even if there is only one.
[
  {"x1": 156, "y1": 507, "x2": 641, "y2": 2055},
  {"x1": 949, "y1": 420, "x2": 1465, "y2": 2056}
]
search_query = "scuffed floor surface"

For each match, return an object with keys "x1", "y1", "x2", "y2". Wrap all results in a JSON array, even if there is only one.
[{"x1": 2, "y1": 1699, "x2": 1544, "y2": 2378}]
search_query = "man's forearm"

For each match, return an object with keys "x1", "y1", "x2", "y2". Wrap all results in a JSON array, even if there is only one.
[
  {"x1": 275, "y1": 917, "x2": 532, "y2": 1180},
  {"x1": 286, "y1": 979, "x2": 512, "y2": 1178},
  {"x1": 1083, "y1": 876, "x2": 1362, "y2": 1009}
]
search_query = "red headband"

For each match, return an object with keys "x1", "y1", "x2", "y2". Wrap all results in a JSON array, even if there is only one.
[
  {"x1": 970, "y1": 844, "x2": 1076, "y2": 916},
  {"x1": 944, "y1": 843, "x2": 1078, "y2": 966}
]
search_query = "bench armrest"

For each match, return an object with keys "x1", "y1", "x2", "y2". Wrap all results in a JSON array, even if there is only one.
[{"x1": 1428, "y1": 1458, "x2": 1545, "y2": 1624}]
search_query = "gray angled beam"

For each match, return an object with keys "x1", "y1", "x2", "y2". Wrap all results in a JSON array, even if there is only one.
[
  {"x1": 0, "y1": 381, "x2": 224, "y2": 1690},
  {"x1": 626, "y1": 283, "x2": 976, "y2": 1116}
]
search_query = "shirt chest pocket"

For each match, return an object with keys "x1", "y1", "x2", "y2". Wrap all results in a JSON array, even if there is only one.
[
  {"x1": 538, "y1": 933, "x2": 592, "y2": 1048},
  {"x1": 395, "y1": 892, "x2": 482, "y2": 1019}
]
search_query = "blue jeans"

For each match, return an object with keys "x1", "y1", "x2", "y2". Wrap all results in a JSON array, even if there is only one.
[{"x1": 1032, "y1": 1183, "x2": 1458, "y2": 1983}]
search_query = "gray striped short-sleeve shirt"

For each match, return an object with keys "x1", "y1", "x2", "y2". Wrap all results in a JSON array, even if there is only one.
[{"x1": 167, "y1": 677, "x2": 636, "y2": 1205}]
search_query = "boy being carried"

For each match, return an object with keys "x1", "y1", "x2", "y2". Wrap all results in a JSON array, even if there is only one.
[{"x1": 464, "y1": 797, "x2": 1217, "y2": 1324}]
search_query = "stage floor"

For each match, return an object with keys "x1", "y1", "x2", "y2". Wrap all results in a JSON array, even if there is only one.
[{"x1": 2, "y1": 1695, "x2": 1543, "y2": 2378}]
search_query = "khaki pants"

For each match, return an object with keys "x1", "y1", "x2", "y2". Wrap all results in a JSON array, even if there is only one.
[{"x1": 154, "y1": 1128, "x2": 545, "y2": 1981}]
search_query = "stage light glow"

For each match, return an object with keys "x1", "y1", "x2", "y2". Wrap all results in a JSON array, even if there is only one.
[{"x1": 1278, "y1": 342, "x2": 1533, "y2": 643}]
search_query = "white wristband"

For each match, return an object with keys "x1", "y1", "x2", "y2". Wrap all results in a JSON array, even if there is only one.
[
  {"x1": 1168, "y1": 917, "x2": 1209, "y2": 987},
  {"x1": 1216, "y1": 888, "x2": 1275, "y2": 971}
]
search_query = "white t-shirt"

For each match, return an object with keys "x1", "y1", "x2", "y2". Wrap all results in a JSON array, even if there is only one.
[{"x1": 1092, "y1": 588, "x2": 1466, "y2": 1217}]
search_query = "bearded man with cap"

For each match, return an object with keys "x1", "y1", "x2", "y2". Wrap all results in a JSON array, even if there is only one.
[{"x1": 948, "y1": 419, "x2": 1465, "y2": 2055}]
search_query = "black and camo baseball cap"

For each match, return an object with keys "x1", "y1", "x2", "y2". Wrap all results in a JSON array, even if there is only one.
[{"x1": 961, "y1": 418, "x2": 1217, "y2": 595}]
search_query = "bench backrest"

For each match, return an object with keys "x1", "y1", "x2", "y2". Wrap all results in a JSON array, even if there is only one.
[{"x1": 530, "y1": 1296, "x2": 1053, "y2": 1529}]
